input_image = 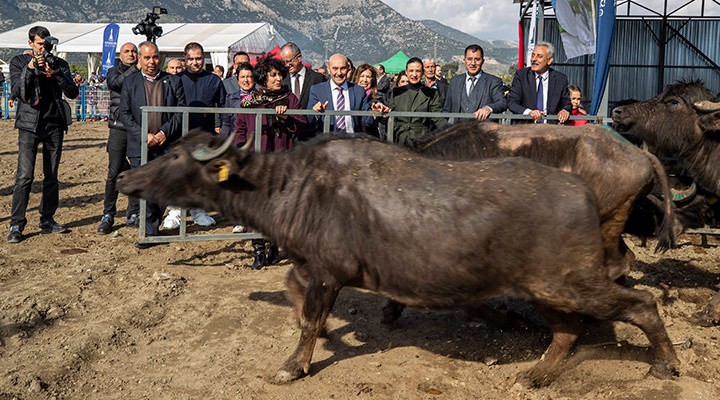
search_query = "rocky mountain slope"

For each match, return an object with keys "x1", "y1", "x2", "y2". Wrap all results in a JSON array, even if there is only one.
[{"x1": 0, "y1": 0, "x2": 517, "y2": 68}]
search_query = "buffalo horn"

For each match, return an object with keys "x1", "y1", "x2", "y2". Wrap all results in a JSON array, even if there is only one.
[
  {"x1": 671, "y1": 181, "x2": 697, "y2": 202},
  {"x1": 694, "y1": 100, "x2": 720, "y2": 112},
  {"x1": 239, "y1": 132, "x2": 255, "y2": 152},
  {"x1": 191, "y1": 131, "x2": 236, "y2": 161}
]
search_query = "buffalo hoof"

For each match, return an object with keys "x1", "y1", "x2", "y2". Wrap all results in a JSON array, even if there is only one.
[
  {"x1": 509, "y1": 370, "x2": 552, "y2": 390},
  {"x1": 273, "y1": 365, "x2": 306, "y2": 384},
  {"x1": 689, "y1": 308, "x2": 720, "y2": 327},
  {"x1": 690, "y1": 304, "x2": 720, "y2": 328},
  {"x1": 648, "y1": 361, "x2": 680, "y2": 380}
]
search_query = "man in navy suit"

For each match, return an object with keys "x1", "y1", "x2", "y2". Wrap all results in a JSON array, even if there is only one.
[
  {"x1": 507, "y1": 42, "x2": 571, "y2": 124},
  {"x1": 307, "y1": 53, "x2": 372, "y2": 134},
  {"x1": 119, "y1": 41, "x2": 186, "y2": 243},
  {"x1": 443, "y1": 44, "x2": 507, "y2": 123}
]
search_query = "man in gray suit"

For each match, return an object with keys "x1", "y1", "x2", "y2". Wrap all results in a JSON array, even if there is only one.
[{"x1": 443, "y1": 44, "x2": 507, "y2": 123}]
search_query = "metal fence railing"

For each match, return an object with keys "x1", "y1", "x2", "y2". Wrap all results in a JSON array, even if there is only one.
[
  {"x1": 2, "y1": 82, "x2": 111, "y2": 121},
  {"x1": 133, "y1": 106, "x2": 608, "y2": 245}
]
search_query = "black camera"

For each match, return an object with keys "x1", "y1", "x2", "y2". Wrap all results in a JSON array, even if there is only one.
[
  {"x1": 35, "y1": 35, "x2": 62, "y2": 71},
  {"x1": 132, "y1": 6, "x2": 167, "y2": 42}
]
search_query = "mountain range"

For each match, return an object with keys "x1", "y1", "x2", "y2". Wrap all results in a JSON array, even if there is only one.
[{"x1": 0, "y1": 0, "x2": 518, "y2": 73}]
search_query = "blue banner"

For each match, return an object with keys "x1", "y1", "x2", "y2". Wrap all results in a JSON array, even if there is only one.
[
  {"x1": 101, "y1": 23, "x2": 120, "y2": 76},
  {"x1": 590, "y1": 1, "x2": 615, "y2": 115}
]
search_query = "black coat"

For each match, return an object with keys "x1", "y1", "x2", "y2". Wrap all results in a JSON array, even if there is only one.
[
  {"x1": 507, "y1": 67, "x2": 571, "y2": 123},
  {"x1": 119, "y1": 71, "x2": 186, "y2": 158},
  {"x1": 281, "y1": 67, "x2": 326, "y2": 109},
  {"x1": 106, "y1": 62, "x2": 139, "y2": 130},
  {"x1": 9, "y1": 53, "x2": 78, "y2": 132}
]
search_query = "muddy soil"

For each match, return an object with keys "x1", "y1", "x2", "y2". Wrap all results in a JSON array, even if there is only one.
[{"x1": 0, "y1": 120, "x2": 719, "y2": 399}]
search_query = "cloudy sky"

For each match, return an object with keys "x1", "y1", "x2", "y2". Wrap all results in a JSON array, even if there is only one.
[{"x1": 381, "y1": 0, "x2": 719, "y2": 41}]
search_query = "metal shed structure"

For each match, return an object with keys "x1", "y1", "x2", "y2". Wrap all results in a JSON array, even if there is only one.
[{"x1": 516, "y1": 0, "x2": 720, "y2": 111}]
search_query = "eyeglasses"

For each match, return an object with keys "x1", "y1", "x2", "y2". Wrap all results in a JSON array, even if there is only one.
[{"x1": 282, "y1": 53, "x2": 300, "y2": 65}]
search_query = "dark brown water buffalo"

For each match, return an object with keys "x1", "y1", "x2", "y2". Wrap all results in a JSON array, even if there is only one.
[
  {"x1": 117, "y1": 130, "x2": 679, "y2": 388},
  {"x1": 612, "y1": 79, "x2": 720, "y2": 326}
]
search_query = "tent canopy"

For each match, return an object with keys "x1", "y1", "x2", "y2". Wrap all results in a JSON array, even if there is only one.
[
  {"x1": 0, "y1": 21, "x2": 286, "y2": 73},
  {"x1": 375, "y1": 51, "x2": 410, "y2": 74}
]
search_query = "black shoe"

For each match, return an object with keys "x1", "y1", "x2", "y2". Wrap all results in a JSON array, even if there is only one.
[
  {"x1": 251, "y1": 239, "x2": 266, "y2": 270},
  {"x1": 39, "y1": 219, "x2": 69, "y2": 233},
  {"x1": 7, "y1": 225, "x2": 23, "y2": 243},
  {"x1": 266, "y1": 244, "x2": 281, "y2": 265},
  {"x1": 97, "y1": 214, "x2": 114, "y2": 235},
  {"x1": 251, "y1": 252, "x2": 266, "y2": 270},
  {"x1": 126, "y1": 213, "x2": 140, "y2": 227},
  {"x1": 134, "y1": 241, "x2": 164, "y2": 249}
]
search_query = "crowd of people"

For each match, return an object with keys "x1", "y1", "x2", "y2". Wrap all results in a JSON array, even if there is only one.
[{"x1": 6, "y1": 25, "x2": 591, "y2": 269}]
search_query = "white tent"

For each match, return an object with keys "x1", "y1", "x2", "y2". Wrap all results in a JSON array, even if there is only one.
[{"x1": 0, "y1": 21, "x2": 286, "y2": 74}]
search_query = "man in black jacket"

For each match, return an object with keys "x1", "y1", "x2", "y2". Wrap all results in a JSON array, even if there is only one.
[
  {"x1": 97, "y1": 42, "x2": 140, "y2": 235},
  {"x1": 7, "y1": 25, "x2": 79, "y2": 244},
  {"x1": 119, "y1": 41, "x2": 186, "y2": 244}
]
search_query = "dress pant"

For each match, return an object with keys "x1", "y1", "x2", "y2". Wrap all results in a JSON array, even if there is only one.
[
  {"x1": 129, "y1": 156, "x2": 164, "y2": 236},
  {"x1": 10, "y1": 127, "x2": 64, "y2": 229},
  {"x1": 103, "y1": 127, "x2": 138, "y2": 218}
]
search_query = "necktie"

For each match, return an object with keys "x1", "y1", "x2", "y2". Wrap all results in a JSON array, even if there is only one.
[
  {"x1": 536, "y1": 75, "x2": 544, "y2": 112},
  {"x1": 335, "y1": 87, "x2": 346, "y2": 132},
  {"x1": 468, "y1": 76, "x2": 477, "y2": 96},
  {"x1": 293, "y1": 73, "x2": 301, "y2": 99}
]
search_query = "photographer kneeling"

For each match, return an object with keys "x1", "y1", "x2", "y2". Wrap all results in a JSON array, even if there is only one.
[{"x1": 7, "y1": 26, "x2": 79, "y2": 243}]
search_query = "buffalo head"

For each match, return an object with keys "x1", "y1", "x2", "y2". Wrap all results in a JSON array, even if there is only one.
[
  {"x1": 612, "y1": 80, "x2": 720, "y2": 153},
  {"x1": 117, "y1": 129, "x2": 253, "y2": 211}
]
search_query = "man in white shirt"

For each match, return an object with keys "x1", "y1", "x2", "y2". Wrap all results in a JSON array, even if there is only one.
[{"x1": 280, "y1": 42, "x2": 325, "y2": 110}]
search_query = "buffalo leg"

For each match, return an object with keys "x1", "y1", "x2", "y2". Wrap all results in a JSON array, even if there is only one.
[
  {"x1": 276, "y1": 274, "x2": 340, "y2": 383},
  {"x1": 691, "y1": 290, "x2": 720, "y2": 327},
  {"x1": 574, "y1": 283, "x2": 680, "y2": 379},
  {"x1": 285, "y1": 266, "x2": 307, "y2": 326},
  {"x1": 601, "y1": 205, "x2": 635, "y2": 281},
  {"x1": 512, "y1": 305, "x2": 581, "y2": 388}
]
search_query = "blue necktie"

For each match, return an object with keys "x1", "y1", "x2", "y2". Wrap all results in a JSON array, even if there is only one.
[{"x1": 536, "y1": 75, "x2": 544, "y2": 112}]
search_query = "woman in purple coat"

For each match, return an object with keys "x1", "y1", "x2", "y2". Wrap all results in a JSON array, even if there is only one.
[
  {"x1": 234, "y1": 57, "x2": 307, "y2": 269},
  {"x1": 234, "y1": 57, "x2": 306, "y2": 152}
]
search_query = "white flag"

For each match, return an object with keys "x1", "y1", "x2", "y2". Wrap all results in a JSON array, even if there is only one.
[{"x1": 554, "y1": 0, "x2": 596, "y2": 60}]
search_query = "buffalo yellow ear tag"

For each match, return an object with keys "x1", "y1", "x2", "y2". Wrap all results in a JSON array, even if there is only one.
[{"x1": 218, "y1": 164, "x2": 230, "y2": 182}]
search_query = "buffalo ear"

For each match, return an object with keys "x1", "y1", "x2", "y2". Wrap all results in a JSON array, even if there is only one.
[
  {"x1": 699, "y1": 111, "x2": 720, "y2": 133},
  {"x1": 208, "y1": 159, "x2": 238, "y2": 183}
]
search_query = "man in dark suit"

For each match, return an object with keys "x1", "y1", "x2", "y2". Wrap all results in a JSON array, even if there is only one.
[
  {"x1": 443, "y1": 44, "x2": 507, "y2": 122},
  {"x1": 375, "y1": 64, "x2": 391, "y2": 95},
  {"x1": 307, "y1": 53, "x2": 372, "y2": 134},
  {"x1": 222, "y1": 51, "x2": 249, "y2": 95},
  {"x1": 507, "y1": 42, "x2": 571, "y2": 124},
  {"x1": 280, "y1": 42, "x2": 326, "y2": 110},
  {"x1": 119, "y1": 41, "x2": 186, "y2": 244},
  {"x1": 423, "y1": 59, "x2": 449, "y2": 106}
]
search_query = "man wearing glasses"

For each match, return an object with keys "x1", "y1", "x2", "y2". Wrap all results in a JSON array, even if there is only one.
[{"x1": 280, "y1": 42, "x2": 325, "y2": 110}]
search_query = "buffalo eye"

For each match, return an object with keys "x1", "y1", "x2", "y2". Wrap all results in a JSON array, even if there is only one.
[{"x1": 665, "y1": 98, "x2": 681, "y2": 107}]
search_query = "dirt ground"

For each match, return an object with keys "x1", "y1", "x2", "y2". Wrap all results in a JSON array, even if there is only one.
[{"x1": 0, "y1": 120, "x2": 719, "y2": 400}]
